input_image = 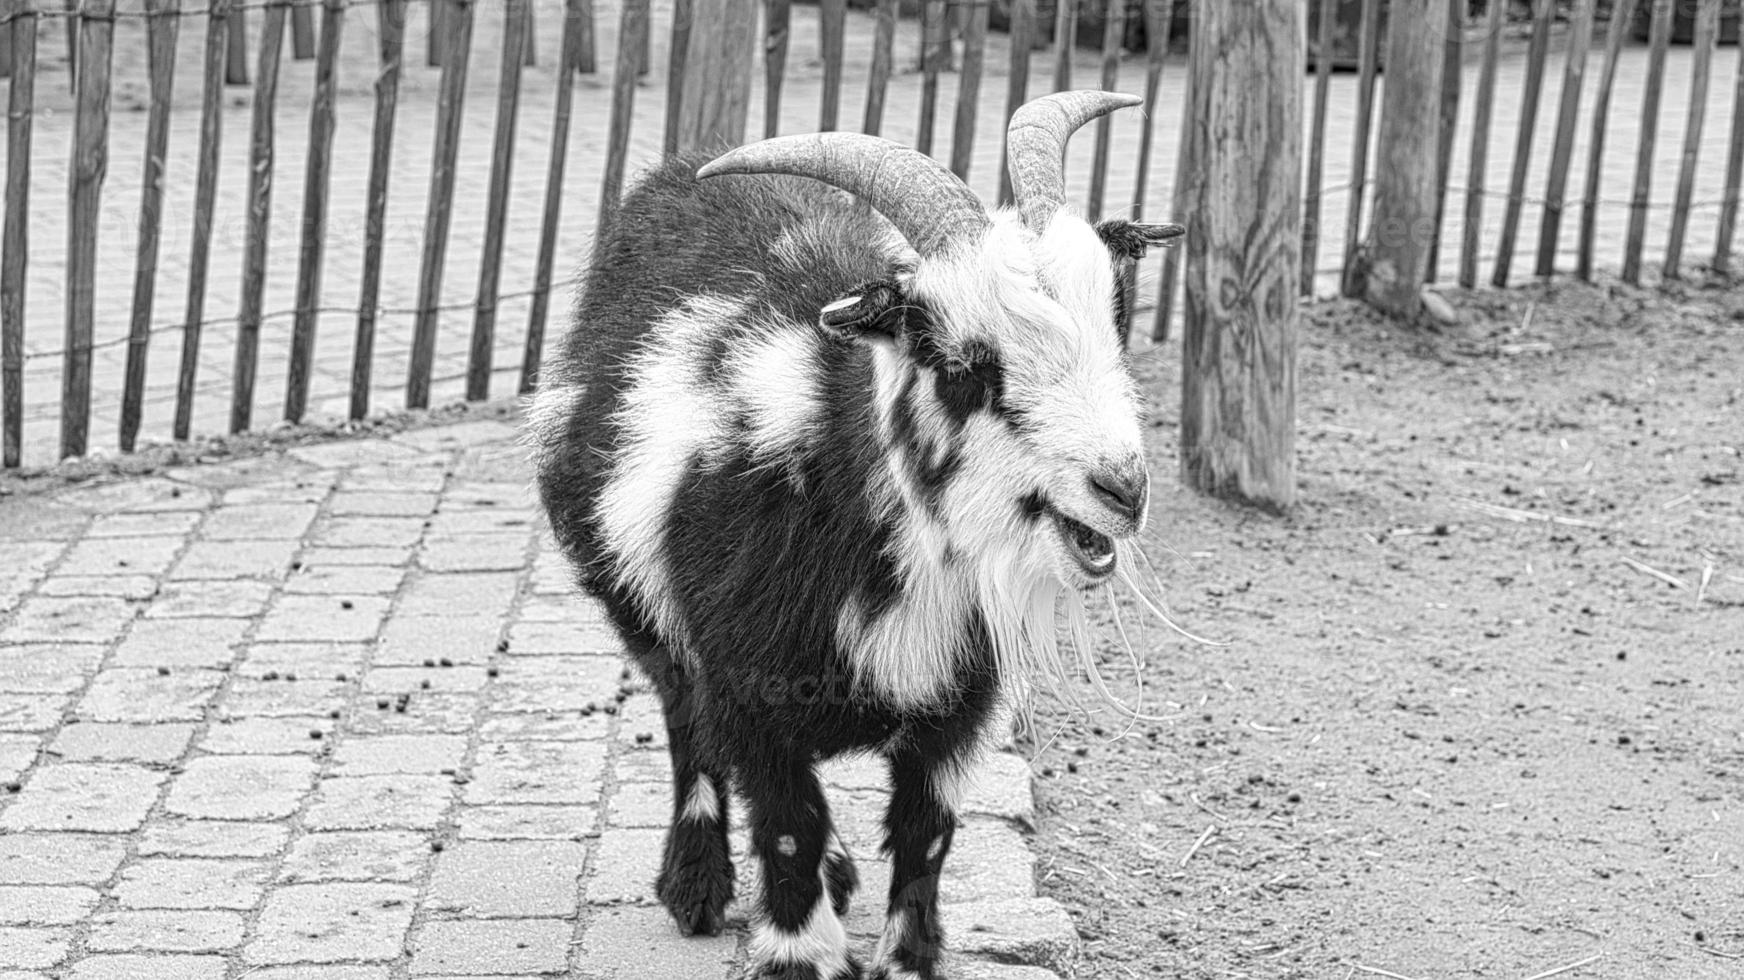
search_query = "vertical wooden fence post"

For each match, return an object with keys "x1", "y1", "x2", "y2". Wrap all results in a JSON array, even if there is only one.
[
  {"x1": 1301, "y1": 0, "x2": 1336, "y2": 296},
  {"x1": 675, "y1": 0, "x2": 755, "y2": 152},
  {"x1": 997, "y1": 0, "x2": 1037, "y2": 207},
  {"x1": 353, "y1": 0, "x2": 406, "y2": 420},
  {"x1": 916, "y1": 0, "x2": 946, "y2": 155},
  {"x1": 1577, "y1": 0, "x2": 1638, "y2": 281},
  {"x1": 62, "y1": 0, "x2": 115, "y2": 460},
  {"x1": 1623, "y1": 0, "x2": 1673, "y2": 286},
  {"x1": 522, "y1": 0, "x2": 587, "y2": 394},
  {"x1": 285, "y1": 0, "x2": 345, "y2": 424},
  {"x1": 290, "y1": 0, "x2": 314, "y2": 58},
  {"x1": 1179, "y1": 0, "x2": 1300, "y2": 510},
  {"x1": 1424, "y1": 0, "x2": 1461, "y2": 283},
  {"x1": 120, "y1": 0, "x2": 180, "y2": 453},
  {"x1": 428, "y1": 0, "x2": 444, "y2": 66},
  {"x1": 408, "y1": 0, "x2": 473, "y2": 410},
  {"x1": 1714, "y1": 18, "x2": 1744, "y2": 274},
  {"x1": 597, "y1": 0, "x2": 648, "y2": 234},
  {"x1": 1085, "y1": 0, "x2": 1124, "y2": 219},
  {"x1": 1663, "y1": 0, "x2": 1720, "y2": 280},
  {"x1": 1150, "y1": 63, "x2": 1192, "y2": 343},
  {"x1": 227, "y1": 4, "x2": 248, "y2": 83},
  {"x1": 819, "y1": 0, "x2": 844, "y2": 131},
  {"x1": 1458, "y1": 0, "x2": 1501, "y2": 288},
  {"x1": 949, "y1": 0, "x2": 988, "y2": 180},
  {"x1": 575, "y1": 0, "x2": 595, "y2": 72},
  {"x1": 1052, "y1": 0, "x2": 1075, "y2": 91},
  {"x1": 1128, "y1": 0, "x2": 1174, "y2": 219},
  {"x1": 1533, "y1": 0, "x2": 1594, "y2": 278},
  {"x1": 1338, "y1": 0, "x2": 1382, "y2": 297},
  {"x1": 175, "y1": 0, "x2": 234, "y2": 441},
  {"x1": 764, "y1": 0, "x2": 790, "y2": 138},
  {"x1": 0, "y1": 5, "x2": 12, "y2": 79},
  {"x1": 231, "y1": 0, "x2": 288, "y2": 434},
  {"x1": 1360, "y1": 0, "x2": 1443, "y2": 319},
  {"x1": 664, "y1": 0, "x2": 694, "y2": 155},
  {"x1": 466, "y1": 0, "x2": 528, "y2": 403},
  {"x1": 862, "y1": 0, "x2": 896, "y2": 135},
  {"x1": 1489, "y1": 0, "x2": 1554, "y2": 287},
  {"x1": 2, "y1": 0, "x2": 37, "y2": 468}
]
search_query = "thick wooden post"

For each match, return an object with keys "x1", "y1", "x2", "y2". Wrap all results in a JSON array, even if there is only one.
[
  {"x1": 1359, "y1": 0, "x2": 1443, "y2": 319},
  {"x1": 673, "y1": 0, "x2": 755, "y2": 152},
  {"x1": 1179, "y1": 0, "x2": 1300, "y2": 511}
]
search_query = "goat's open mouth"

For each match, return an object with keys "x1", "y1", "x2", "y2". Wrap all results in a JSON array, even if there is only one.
[{"x1": 1051, "y1": 509, "x2": 1116, "y2": 578}]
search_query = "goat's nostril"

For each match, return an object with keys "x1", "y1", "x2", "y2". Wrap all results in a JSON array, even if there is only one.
[{"x1": 1089, "y1": 470, "x2": 1146, "y2": 522}]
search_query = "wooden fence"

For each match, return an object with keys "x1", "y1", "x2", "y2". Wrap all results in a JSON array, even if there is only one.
[{"x1": 1, "y1": 0, "x2": 1741, "y2": 469}]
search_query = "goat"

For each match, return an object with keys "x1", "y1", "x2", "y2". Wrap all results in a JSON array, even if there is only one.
[{"x1": 529, "y1": 91, "x2": 1182, "y2": 980}]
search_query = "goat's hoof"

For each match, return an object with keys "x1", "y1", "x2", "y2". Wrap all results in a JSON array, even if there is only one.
[
  {"x1": 759, "y1": 956, "x2": 864, "y2": 980},
  {"x1": 655, "y1": 835, "x2": 735, "y2": 937},
  {"x1": 824, "y1": 847, "x2": 859, "y2": 917}
]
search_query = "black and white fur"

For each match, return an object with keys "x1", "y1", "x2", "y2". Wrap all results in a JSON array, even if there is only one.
[{"x1": 529, "y1": 93, "x2": 1181, "y2": 979}]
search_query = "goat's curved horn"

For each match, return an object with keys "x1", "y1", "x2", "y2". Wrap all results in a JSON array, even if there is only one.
[
  {"x1": 1006, "y1": 90, "x2": 1143, "y2": 233},
  {"x1": 696, "y1": 133, "x2": 990, "y2": 258}
]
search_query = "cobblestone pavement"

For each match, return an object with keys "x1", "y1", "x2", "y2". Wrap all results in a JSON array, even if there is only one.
[
  {"x1": 3, "y1": 4, "x2": 1740, "y2": 466},
  {"x1": 0, "y1": 419, "x2": 1076, "y2": 978}
]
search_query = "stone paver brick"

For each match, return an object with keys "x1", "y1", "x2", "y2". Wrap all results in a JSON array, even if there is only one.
[
  {"x1": 199, "y1": 717, "x2": 337, "y2": 756},
  {"x1": 52, "y1": 481, "x2": 206, "y2": 515},
  {"x1": 0, "y1": 597, "x2": 137, "y2": 644},
  {"x1": 504, "y1": 620, "x2": 623, "y2": 656},
  {"x1": 327, "y1": 490, "x2": 441, "y2": 517},
  {"x1": 241, "y1": 642, "x2": 371, "y2": 676},
  {"x1": 312, "y1": 517, "x2": 429, "y2": 550},
  {"x1": 419, "y1": 534, "x2": 529, "y2": 573},
  {"x1": 332, "y1": 735, "x2": 468, "y2": 775},
  {"x1": 111, "y1": 618, "x2": 248, "y2": 668},
  {"x1": 54, "y1": 537, "x2": 185, "y2": 578},
  {"x1": 78, "y1": 669, "x2": 223, "y2": 723},
  {"x1": 200, "y1": 503, "x2": 319, "y2": 541},
  {"x1": 425, "y1": 840, "x2": 587, "y2": 917},
  {"x1": 242, "y1": 969, "x2": 390, "y2": 980},
  {"x1": 255, "y1": 596, "x2": 391, "y2": 643},
  {"x1": 0, "y1": 764, "x2": 165, "y2": 833},
  {"x1": 572, "y1": 907, "x2": 738, "y2": 979},
  {"x1": 0, "y1": 836, "x2": 128, "y2": 884},
  {"x1": 361, "y1": 666, "x2": 488, "y2": 696},
  {"x1": 585, "y1": 829, "x2": 664, "y2": 906},
  {"x1": 395, "y1": 572, "x2": 520, "y2": 619},
  {"x1": 168, "y1": 539, "x2": 300, "y2": 581},
  {"x1": 408, "y1": 918, "x2": 572, "y2": 976},
  {"x1": 35, "y1": 576, "x2": 158, "y2": 600},
  {"x1": 246, "y1": 883, "x2": 417, "y2": 965},
  {"x1": 140, "y1": 580, "x2": 275, "y2": 619},
  {"x1": 218, "y1": 678, "x2": 348, "y2": 719},
  {"x1": 280, "y1": 831, "x2": 429, "y2": 883},
  {"x1": 112, "y1": 859, "x2": 270, "y2": 910},
  {"x1": 942, "y1": 818, "x2": 1038, "y2": 904},
  {"x1": 165, "y1": 756, "x2": 318, "y2": 821},
  {"x1": 344, "y1": 694, "x2": 479, "y2": 736},
  {"x1": 0, "y1": 737, "x2": 36, "y2": 785},
  {"x1": 49, "y1": 724, "x2": 194, "y2": 764},
  {"x1": 0, "y1": 887, "x2": 99, "y2": 926},
  {"x1": 607, "y1": 782, "x2": 672, "y2": 829},
  {"x1": 138, "y1": 822, "x2": 289, "y2": 859},
  {"x1": 375, "y1": 617, "x2": 502, "y2": 666},
  {"x1": 0, "y1": 695, "x2": 68, "y2": 735},
  {"x1": 466, "y1": 741, "x2": 606, "y2": 805},
  {"x1": 65, "y1": 953, "x2": 227, "y2": 980},
  {"x1": 282, "y1": 564, "x2": 408, "y2": 596},
  {"x1": 0, "y1": 928, "x2": 69, "y2": 970},
  {"x1": 303, "y1": 775, "x2": 455, "y2": 831},
  {"x1": 341, "y1": 467, "x2": 448, "y2": 495},
  {"x1": 288, "y1": 441, "x2": 426, "y2": 469},
  {"x1": 476, "y1": 710, "x2": 611, "y2": 742},
  {"x1": 489, "y1": 658, "x2": 626, "y2": 714},
  {"x1": 85, "y1": 512, "x2": 200, "y2": 538},
  {"x1": 456, "y1": 805, "x2": 596, "y2": 841},
  {"x1": 424, "y1": 509, "x2": 538, "y2": 537},
  {"x1": 0, "y1": 646, "x2": 104, "y2": 694},
  {"x1": 297, "y1": 546, "x2": 416, "y2": 567},
  {"x1": 85, "y1": 910, "x2": 245, "y2": 952}
]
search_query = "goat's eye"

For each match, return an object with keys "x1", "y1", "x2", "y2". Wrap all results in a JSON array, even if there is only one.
[{"x1": 932, "y1": 355, "x2": 1004, "y2": 421}]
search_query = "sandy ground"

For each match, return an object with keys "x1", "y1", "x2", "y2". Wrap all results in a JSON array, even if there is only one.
[{"x1": 1028, "y1": 278, "x2": 1744, "y2": 979}]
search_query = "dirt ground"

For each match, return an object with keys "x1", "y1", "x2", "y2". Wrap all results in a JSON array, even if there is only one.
[{"x1": 1028, "y1": 279, "x2": 1744, "y2": 980}]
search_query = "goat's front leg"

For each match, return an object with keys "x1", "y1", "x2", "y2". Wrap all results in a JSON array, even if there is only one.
[
  {"x1": 870, "y1": 749, "x2": 961, "y2": 980},
  {"x1": 744, "y1": 757, "x2": 860, "y2": 980}
]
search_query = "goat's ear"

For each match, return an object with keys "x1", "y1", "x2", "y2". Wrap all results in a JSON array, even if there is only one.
[
  {"x1": 819, "y1": 279, "x2": 906, "y2": 344},
  {"x1": 1095, "y1": 219, "x2": 1186, "y2": 260}
]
